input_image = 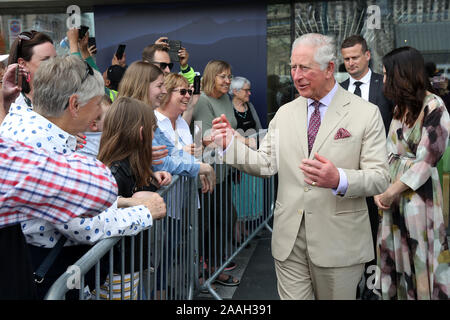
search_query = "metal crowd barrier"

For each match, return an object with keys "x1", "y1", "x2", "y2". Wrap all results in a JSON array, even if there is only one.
[
  {"x1": 196, "y1": 164, "x2": 275, "y2": 300},
  {"x1": 195, "y1": 130, "x2": 276, "y2": 300},
  {"x1": 45, "y1": 131, "x2": 276, "y2": 300},
  {"x1": 45, "y1": 175, "x2": 198, "y2": 300}
]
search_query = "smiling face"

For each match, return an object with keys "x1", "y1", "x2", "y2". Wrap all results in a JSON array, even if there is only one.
[
  {"x1": 148, "y1": 74, "x2": 167, "y2": 109},
  {"x1": 168, "y1": 85, "x2": 191, "y2": 115},
  {"x1": 290, "y1": 45, "x2": 335, "y2": 101},
  {"x1": 341, "y1": 43, "x2": 370, "y2": 80},
  {"x1": 213, "y1": 68, "x2": 232, "y2": 98}
]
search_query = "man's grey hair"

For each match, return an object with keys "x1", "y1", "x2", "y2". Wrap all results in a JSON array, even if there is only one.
[
  {"x1": 291, "y1": 33, "x2": 336, "y2": 70},
  {"x1": 229, "y1": 76, "x2": 251, "y2": 96},
  {"x1": 33, "y1": 55, "x2": 104, "y2": 117}
]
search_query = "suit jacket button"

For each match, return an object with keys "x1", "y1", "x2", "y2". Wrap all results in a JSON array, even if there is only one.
[
  {"x1": 304, "y1": 187, "x2": 309, "y2": 192},
  {"x1": 298, "y1": 210, "x2": 303, "y2": 215}
]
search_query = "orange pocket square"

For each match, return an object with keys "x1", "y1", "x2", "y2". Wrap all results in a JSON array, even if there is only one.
[{"x1": 334, "y1": 128, "x2": 351, "y2": 140}]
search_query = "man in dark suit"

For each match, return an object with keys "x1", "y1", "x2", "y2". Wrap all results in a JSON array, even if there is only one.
[{"x1": 340, "y1": 35, "x2": 393, "y2": 300}]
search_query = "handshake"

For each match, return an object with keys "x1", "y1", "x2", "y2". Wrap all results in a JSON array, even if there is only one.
[{"x1": 211, "y1": 114, "x2": 235, "y2": 150}]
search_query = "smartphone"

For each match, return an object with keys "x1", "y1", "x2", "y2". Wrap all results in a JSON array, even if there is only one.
[
  {"x1": 78, "y1": 25, "x2": 89, "y2": 39},
  {"x1": 88, "y1": 37, "x2": 96, "y2": 48},
  {"x1": 193, "y1": 75, "x2": 201, "y2": 94},
  {"x1": 168, "y1": 40, "x2": 181, "y2": 62},
  {"x1": 115, "y1": 44, "x2": 126, "y2": 60},
  {"x1": 14, "y1": 65, "x2": 22, "y2": 87}
]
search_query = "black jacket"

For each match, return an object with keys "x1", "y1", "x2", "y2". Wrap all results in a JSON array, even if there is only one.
[
  {"x1": 109, "y1": 158, "x2": 158, "y2": 274},
  {"x1": 340, "y1": 71, "x2": 393, "y2": 136}
]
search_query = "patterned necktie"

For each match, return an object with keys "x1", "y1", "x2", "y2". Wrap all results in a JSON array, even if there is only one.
[
  {"x1": 353, "y1": 81, "x2": 363, "y2": 97},
  {"x1": 307, "y1": 100, "x2": 321, "y2": 155}
]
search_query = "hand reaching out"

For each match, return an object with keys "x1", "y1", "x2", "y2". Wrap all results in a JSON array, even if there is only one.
[
  {"x1": 153, "y1": 171, "x2": 172, "y2": 186},
  {"x1": 152, "y1": 145, "x2": 169, "y2": 165}
]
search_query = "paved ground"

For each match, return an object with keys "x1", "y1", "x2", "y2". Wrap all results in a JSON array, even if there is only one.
[{"x1": 194, "y1": 227, "x2": 278, "y2": 300}]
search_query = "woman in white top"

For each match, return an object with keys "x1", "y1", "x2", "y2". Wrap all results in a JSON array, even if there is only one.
[{"x1": 155, "y1": 73, "x2": 199, "y2": 156}]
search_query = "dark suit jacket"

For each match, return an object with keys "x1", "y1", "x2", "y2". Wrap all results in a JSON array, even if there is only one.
[{"x1": 340, "y1": 71, "x2": 393, "y2": 135}]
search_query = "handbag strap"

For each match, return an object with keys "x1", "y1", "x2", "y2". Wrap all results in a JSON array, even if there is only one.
[{"x1": 33, "y1": 235, "x2": 67, "y2": 284}]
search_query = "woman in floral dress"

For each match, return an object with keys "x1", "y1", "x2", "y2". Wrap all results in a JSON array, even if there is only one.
[{"x1": 374, "y1": 46, "x2": 450, "y2": 300}]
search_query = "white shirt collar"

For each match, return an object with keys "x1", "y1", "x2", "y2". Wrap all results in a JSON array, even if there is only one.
[
  {"x1": 307, "y1": 81, "x2": 339, "y2": 108},
  {"x1": 154, "y1": 110, "x2": 192, "y2": 148},
  {"x1": 349, "y1": 68, "x2": 372, "y2": 86}
]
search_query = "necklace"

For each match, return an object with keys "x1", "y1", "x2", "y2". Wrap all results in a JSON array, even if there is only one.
[{"x1": 234, "y1": 102, "x2": 248, "y2": 119}]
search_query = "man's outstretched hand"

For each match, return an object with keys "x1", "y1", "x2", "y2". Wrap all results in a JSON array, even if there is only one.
[{"x1": 211, "y1": 114, "x2": 234, "y2": 150}]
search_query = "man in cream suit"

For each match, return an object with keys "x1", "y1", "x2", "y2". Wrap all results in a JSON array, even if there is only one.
[{"x1": 211, "y1": 33, "x2": 389, "y2": 300}]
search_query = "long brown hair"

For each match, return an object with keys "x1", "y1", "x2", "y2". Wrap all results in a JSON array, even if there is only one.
[
  {"x1": 98, "y1": 97, "x2": 156, "y2": 187},
  {"x1": 117, "y1": 61, "x2": 163, "y2": 107},
  {"x1": 382, "y1": 47, "x2": 427, "y2": 127}
]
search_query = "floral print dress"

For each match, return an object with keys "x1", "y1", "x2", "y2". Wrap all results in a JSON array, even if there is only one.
[{"x1": 377, "y1": 94, "x2": 450, "y2": 300}]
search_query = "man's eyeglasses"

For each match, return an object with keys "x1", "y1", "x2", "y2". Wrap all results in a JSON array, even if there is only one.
[
  {"x1": 173, "y1": 88, "x2": 193, "y2": 96},
  {"x1": 64, "y1": 62, "x2": 94, "y2": 109},
  {"x1": 217, "y1": 74, "x2": 233, "y2": 81},
  {"x1": 151, "y1": 61, "x2": 174, "y2": 71}
]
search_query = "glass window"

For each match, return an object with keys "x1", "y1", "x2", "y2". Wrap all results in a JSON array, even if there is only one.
[
  {"x1": 267, "y1": 3, "x2": 293, "y2": 122},
  {"x1": 0, "y1": 12, "x2": 95, "y2": 56},
  {"x1": 267, "y1": 0, "x2": 450, "y2": 114}
]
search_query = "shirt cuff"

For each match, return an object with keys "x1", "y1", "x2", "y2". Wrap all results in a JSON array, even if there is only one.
[
  {"x1": 332, "y1": 168, "x2": 348, "y2": 196},
  {"x1": 217, "y1": 134, "x2": 235, "y2": 158}
]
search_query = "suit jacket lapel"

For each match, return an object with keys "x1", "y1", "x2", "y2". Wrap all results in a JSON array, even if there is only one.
[
  {"x1": 340, "y1": 78, "x2": 350, "y2": 90},
  {"x1": 310, "y1": 87, "x2": 350, "y2": 157},
  {"x1": 368, "y1": 73, "x2": 381, "y2": 105}
]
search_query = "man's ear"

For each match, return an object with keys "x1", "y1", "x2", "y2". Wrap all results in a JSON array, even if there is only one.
[
  {"x1": 89, "y1": 119, "x2": 98, "y2": 132},
  {"x1": 365, "y1": 50, "x2": 371, "y2": 62},
  {"x1": 326, "y1": 61, "x2": 335, "y2": 78},
  {"x1": 17, "y1": 57, "x2": 26, "y2": 66},
  {"x1": 105, "y1": 79, "x2": 111, "y2": 88},
  {"x1": 67, "y1": 94, "x2": 80, "y2": 117}
]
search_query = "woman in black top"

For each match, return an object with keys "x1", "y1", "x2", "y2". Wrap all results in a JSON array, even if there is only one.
[
  {"x1": 229, "y1": 76, "x2": 264, "y2": 243},
  {"x1": 98, "y1": 96, "x2": 171, "y2": 299}
]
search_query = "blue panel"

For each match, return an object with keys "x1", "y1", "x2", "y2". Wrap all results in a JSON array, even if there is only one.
[{"x1": 94, "y1": 1, "x2": 268, "y2": 127}]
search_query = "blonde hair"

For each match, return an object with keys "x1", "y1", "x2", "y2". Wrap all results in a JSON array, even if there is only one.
[
  {"x1": 117, "y1": 61, "x2": 163, "y2": 107},
  {"x1": 160, "y1": 73, "x2": 189, "y2": 109},
  {"x1": 201, "y1": 60, "x2": 231, "y2": 96},
  {"x1": 98, "y1": 96, "x2": 156, "y2": 188}
]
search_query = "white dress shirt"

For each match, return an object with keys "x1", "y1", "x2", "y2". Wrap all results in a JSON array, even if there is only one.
[
  {"x1": 348, "y1": 68, "x2": 372, "y2": 102},
  {"x1": 154, "y1": 111, "x2": 193, "y2": 149},
  {"x1": 0, "y1": 104, "x2": 153, "y2": 248},
  {"x1": 155, "y1": 110, "x2": 200, "y2": 213}
]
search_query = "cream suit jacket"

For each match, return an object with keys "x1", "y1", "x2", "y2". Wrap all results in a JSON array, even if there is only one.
[{"x1": 222, "y1": 86, "x2": 389, "y2": 267}]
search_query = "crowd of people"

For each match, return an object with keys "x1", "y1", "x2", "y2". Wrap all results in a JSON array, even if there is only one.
[{"x1": 0, "y1": 26, "x2": 448, "y2": 301}]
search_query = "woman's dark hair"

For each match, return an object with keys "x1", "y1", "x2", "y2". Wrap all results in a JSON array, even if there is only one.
[
  {"x1": 7, "y1": 30, "x2": 53, "y2": 94},
  {"x1": 382, "y1": 46, "x2": 427, "y2": 127},
  {"x1": 7, "y1": 30, "x2": 53, "y2": 65}
]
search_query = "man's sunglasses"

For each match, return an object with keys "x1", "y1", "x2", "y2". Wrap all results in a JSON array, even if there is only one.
[
  {"x1": 64, "y1": 62, "x2": 94, "y2": 109},
  {"x1": 151, "y1": 61, "x2": 174, "y2": 71},
  {"x1": 173, "y1": 88, "x2": 193, "y2": 96}
]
